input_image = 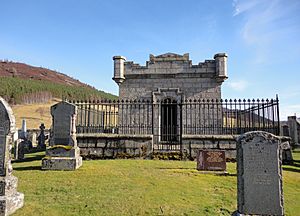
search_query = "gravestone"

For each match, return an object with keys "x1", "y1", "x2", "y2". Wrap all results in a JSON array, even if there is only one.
[
  {"x1": 196, "y1": 150, "x2": 226, "y2": 171},
  {"x1": 235, "y1": 131, "x2": 284, "y2": 216},
  {"x1": 0, "y1": 97, "x2": 24, "y2": 215},
  {"x1": 18, "y1": 119, "x2": 27, "y2": 140},
  {"x1": 281, "y1": 141, "x2": 293, "y2": 165},
  {"x1": 37, "y1": 123, "x2": 47, "y2": 149},
  {"x1": 42, "y1": 101, "x2": 82, "y2": 170}
]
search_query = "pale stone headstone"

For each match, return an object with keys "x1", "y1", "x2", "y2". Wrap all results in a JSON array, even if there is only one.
[
  {"x1": 235, "y1": 131, "x2": 284, "y2": 216},
  {"x1": 0, "y1": 97, "x2": 24, "y2": 215},
  {"x1": 18, "y1": 119, "x2": 27, "y2": 140},
  {"x1": 42, "y1": 101, "x2": 82, "y2": 170}
]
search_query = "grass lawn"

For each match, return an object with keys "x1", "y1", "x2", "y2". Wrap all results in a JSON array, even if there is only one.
[{"x1": 12, "y1": 151, "x2": 300, "y2": 216}]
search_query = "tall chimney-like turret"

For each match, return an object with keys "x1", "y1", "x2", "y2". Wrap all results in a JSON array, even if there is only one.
[
  {"x1": 112, "y1": 56, "x2": 126, "y2": 85},
  {"x1": 214, "y1": 53, "x2": 228, "y2": 82}
]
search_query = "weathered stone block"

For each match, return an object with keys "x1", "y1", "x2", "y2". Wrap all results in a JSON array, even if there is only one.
[
  {"x1": 41, "y1": 156, "x2": 82, "y2": 171},
  {"x1": 0, "y1": 97, "x2": 24, "y2": 215}
]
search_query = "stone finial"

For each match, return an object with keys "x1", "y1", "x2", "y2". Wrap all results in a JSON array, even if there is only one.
[{"x1": 112, "y1": 56, "x2": 126, "y2": 85}]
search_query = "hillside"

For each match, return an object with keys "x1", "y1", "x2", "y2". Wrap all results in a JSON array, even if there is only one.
[
  {"x1": 0, "y1": 60, "x2": 117, "y2": 104},
  {"x1": 0, "y1": 60, "x2": 90, "y2": 87}
]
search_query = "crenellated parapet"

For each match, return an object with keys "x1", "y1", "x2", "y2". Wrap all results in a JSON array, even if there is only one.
[{"x1": 112, "y1": 53, "x2": 228, "y2": 85}]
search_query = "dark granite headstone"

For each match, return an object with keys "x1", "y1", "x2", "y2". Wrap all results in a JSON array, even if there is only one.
[
  {"x1": 236, "y1": 131, "x2": 284, "y2": 216},
  {"x1": 42, "y1": 101, "x2": 82, "y2": 170},
  {"x1": 196, "y1": 150, "x2": 226, "y2": 171}
]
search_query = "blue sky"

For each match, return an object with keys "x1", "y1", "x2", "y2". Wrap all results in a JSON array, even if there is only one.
[{"x1": 0, "y1": 0, "x2": 299, "y2": 119}]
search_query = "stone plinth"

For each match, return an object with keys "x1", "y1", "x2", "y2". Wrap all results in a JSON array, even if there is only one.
[
  {"x1": 42, "y1": 101, "x2": 82, "y2": 171},
  {"x1": 0, "y1": 97, "x2": 24, "y2": 215},
  {"x1": 236, "y1": 131, "x2": 284, "y2": 216}
]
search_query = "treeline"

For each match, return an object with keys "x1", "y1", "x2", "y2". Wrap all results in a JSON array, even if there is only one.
[{"x1": 0, "y1": 77, "x2": 117, "y2": 104}]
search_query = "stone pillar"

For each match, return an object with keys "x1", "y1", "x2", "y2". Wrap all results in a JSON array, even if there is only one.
[
  {"x1": 288, "y1": 116, "x2": 299, "y2": 146},
  {"x1": 235, "y1": 131, "x2": 284, "y2": 216},
  {"x1": 41, "y1": 101, "x2": 82, "y2": 171},
  {"x1": 20, "y1": 119, "x2": 27, "y2": 140},
  {"x1": 0, "y1": 97, "x2": 24, "y2": 215},
  {"x1": 112, "y1": 56, "x2": 126, "y2": 85}
]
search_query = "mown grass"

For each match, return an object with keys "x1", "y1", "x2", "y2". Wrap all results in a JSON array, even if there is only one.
[{"x1": 12, "y1": 151, "x2": 300, "y2": 216}]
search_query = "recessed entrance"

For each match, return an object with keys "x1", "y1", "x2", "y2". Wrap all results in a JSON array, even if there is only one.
[{"x1": 161, "y1": 98, "x2": 177, "y2": 142}]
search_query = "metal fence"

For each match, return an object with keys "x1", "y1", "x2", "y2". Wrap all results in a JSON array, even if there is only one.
[{"x1": 69, "y1": 96, "x2": 280, "y2": 137}]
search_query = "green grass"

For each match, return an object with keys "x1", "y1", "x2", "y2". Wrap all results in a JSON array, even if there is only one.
[{"x1": 12, "y1": 151, "x2": 300, "y2": 216}]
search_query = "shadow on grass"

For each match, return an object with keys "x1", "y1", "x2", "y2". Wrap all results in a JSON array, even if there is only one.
[
  {"x1": 158, "y1": 167, "x2": 237, "y2": 176},
  {"x1": 283, "y1": 167, "x2": 300, "y2": 173},
  {"x1": 158, "y1": 167, "x2": 195, "y2": 170},
  {"x1": 12, "y1": 154, "x2": 44, "y2": 164},
  {"x1": 14, "y1": 166, "x2": 41, "y2": 171}
]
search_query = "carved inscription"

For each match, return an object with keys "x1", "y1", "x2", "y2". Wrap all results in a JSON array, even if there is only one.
[
  {"x1": 0, "y1": 181, "x2": 5, "y2": 196},
  {"x1": 207, "y1": 152, "x2": 223, "y2": 163},
  {"x1": 237, "y1": 132, "x2": 284, "y2": 216},
  {"x1": 0, "y1": 127, "x2": 6, "y2": 176},
  {"x1": 197, "y1": 150, "x2": 226, "y2": 171},
  {"x1": 54, "y1": 114, "x2": 70, "y2": 139}
]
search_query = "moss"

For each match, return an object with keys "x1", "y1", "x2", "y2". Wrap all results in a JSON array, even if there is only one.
[{"x1": 49, "y1": 145, "x2": 73, "y2": 151}]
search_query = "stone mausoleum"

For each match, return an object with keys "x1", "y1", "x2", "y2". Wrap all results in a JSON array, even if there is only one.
[
  {"x1": 113, "y1": 52, "x2": 228, "y2": 101},
  {"x1": 73, "y1": 52, "x2": 279, "y2": 159},
  {"x1": 111, "y1": 53, "x2": 229, "y2": 152}
]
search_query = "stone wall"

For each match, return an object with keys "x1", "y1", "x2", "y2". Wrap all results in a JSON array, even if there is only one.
[
  {"x1": 77, "y1": 133, "x2": 153, "y2": 159},
  {"x1": 76, "y1": 133, "x2": 236, "y2": 160},
  {"x1": 182, "y1": 135, "x2": 237, "y2": 160},
  {"x1": 76, "y1": 133, "x2": 290, "y2": 161}
]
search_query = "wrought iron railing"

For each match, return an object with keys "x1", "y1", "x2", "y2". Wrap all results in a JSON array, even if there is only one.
[{"x1": 69, "y1": 96, "x2": 280, "y2": 136}]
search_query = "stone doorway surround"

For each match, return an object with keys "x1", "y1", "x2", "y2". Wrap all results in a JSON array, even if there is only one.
[{"x1": 152, "y1": 88, "x2": 183, "y2": 148}]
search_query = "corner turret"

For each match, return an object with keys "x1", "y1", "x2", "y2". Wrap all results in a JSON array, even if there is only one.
[
  {"x1": 214, "y1": 53, "x2": 228, "y2": 82},
  {"x1": 112, "y1": 56, "x2": 126, "y2": 85}
]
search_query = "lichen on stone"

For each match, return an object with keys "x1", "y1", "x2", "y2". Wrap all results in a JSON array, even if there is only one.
[{"x1": 49, "y1": 145, "x2": 72, "y2": 151}]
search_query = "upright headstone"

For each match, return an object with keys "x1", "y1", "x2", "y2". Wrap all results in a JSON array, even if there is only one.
[
  {"x1": 0, "y1": 97, "x2": 24, "y2": 215},
  {"x1": 29, "y1": 133, "x2": 37, "y2": 148},
  {"x1": 37, "y1": 123, "x2": 47, "y2": 149},
  {"x1": 42, "y1": 101, "x2": 82, "y2": 170},
  {"x1": 235, "y1": 131, "x2": 284, "y2": 216},
  {"x1": 19, "y1": 120, "x2": 27, "y2": 140}
]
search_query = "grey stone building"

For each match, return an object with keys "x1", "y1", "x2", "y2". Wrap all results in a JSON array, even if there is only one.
[
  {"x1": 112, "y1": 53, "x2": 228, "y2": 148},
  {"x1": 113, "y1": 53, "x2": 228, "y2": 101}
]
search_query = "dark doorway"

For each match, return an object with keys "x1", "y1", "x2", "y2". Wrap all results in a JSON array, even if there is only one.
[{"x1": 161, "y1": 98, "x2": 178, "y2": 142}]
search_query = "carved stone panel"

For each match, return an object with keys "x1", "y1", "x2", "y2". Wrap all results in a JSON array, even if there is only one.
[{"x1": 197, "y1": 150, "x2": 226, "y2": 171}]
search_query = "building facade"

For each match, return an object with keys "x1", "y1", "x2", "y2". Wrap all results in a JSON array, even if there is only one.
[{"x1": 113, "y1": 53, "x2": 228, "y2": 101}]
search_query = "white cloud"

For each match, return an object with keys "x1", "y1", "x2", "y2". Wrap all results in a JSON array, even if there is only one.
[
  {"x1": 227, "y1": 80, "x2": 248, "y2": 91},
  {"x1": 232, "y1": 0, "x2": 260, "y2": 16},
  {"x1": 280, "y1": 104, "x2": 300, "y2": 120},
  {"x1": 232, "y1": 0, "x2": 300, "y2": 63}
]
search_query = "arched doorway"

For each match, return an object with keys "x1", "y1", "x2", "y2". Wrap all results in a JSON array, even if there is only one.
[{"x1": 161, "y1": 98, "x2": 178, "y2": 142}]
